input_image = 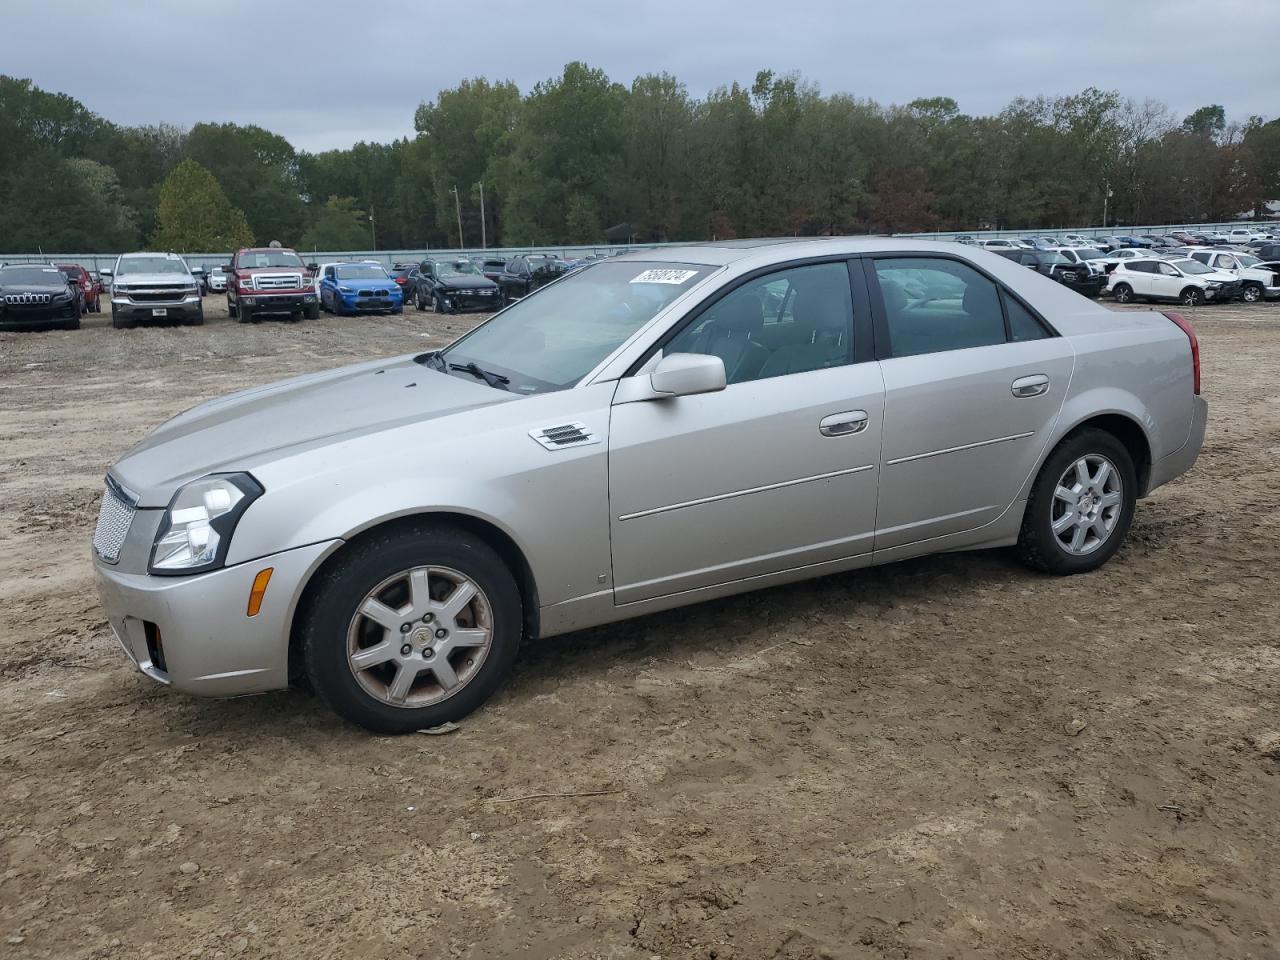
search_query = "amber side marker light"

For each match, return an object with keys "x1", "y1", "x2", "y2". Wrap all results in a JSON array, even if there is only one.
[{"x1": 247, "y1": 568, "x2": 274, "y2": 617}]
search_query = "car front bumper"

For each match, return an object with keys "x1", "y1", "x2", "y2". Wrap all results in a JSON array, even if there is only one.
[
  {"x1": 113, "y1": 295, "x2": 203, "y2": 320},
  {"x1": 340, "y1": 292, "x2": 402, "y2": 312},
  {"x1": 95, "y1": 539, "x2": 339, "y2": 697},
  {"x1": 0, "y1": 300, "x2": 78, "y2": 329},
  {"x1": 239, "y1": 292, "x2": 317, "y2": 314},
  {"x1": 440, "y1": 289, "x2": 502, "y2": 311}
]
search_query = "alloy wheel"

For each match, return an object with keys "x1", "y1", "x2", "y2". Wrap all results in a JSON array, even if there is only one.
[
  {"x1": 346, "y1": 565, "x2": 493, "y2": 708},
  {"x1": 1051, "y1": 454, "x2": 1124, "y2": 557}
]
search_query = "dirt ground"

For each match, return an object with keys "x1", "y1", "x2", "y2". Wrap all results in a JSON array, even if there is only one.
[{"x1": 1, "y1": 294, "x2": 1278, "y2": 960}]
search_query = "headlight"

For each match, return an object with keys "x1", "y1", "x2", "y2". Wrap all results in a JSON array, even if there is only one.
[
  {"x1": 338, "y1": 285, "x2": 353, "y2": 293},
  {"x1": 149, "y1": 473, "x2": 263, "y2": 575}
]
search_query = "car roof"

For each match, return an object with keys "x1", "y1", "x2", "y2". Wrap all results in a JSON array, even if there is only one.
[
  {"x1": 119, "y1": 251, "x2": 183, "y2": 259},
  {"x1": 615, "y1": 236, "x2": 1074, "y2": 269}
]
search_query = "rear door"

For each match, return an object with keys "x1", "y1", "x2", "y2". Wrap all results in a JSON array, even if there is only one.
[{"x1": 865, "y1": 255, "x2": 1074, "y2": 550}]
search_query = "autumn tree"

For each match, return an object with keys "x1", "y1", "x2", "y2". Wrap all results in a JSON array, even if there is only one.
[{"x1": 150, "y1": 159, "x2": 254, "y2": 251}]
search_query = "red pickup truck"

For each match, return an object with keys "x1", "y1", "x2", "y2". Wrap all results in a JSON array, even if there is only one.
[
  {"x1": 55, "y1": 262, "x2": 103, "y2": 313},
  {"x1": 226, "y1": 246, "x2": 319, "y2": 323}
]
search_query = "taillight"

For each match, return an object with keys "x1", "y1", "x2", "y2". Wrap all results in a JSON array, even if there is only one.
[
  {"x1": 394, "y1": 277, "x2": 407, "y2": 284},
  {"x1": 1164, "y1": 312, "x2": 1200, "y2": 395}
]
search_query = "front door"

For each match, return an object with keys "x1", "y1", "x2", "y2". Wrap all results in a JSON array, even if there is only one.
[
  {"x1": 608, "y1": 260, "x2": 884, "y2": 604},
  {"x1": 865, "y1": 256, "x2": 1075, "y2": 550}
]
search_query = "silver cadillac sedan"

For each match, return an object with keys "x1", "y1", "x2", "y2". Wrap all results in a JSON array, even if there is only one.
[{"x1": 93, "y1": 239, "x2": 1207, "y2": 732}]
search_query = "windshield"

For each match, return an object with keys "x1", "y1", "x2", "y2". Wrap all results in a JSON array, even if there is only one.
[
  {"x1": 1173, "y1": 259, "x2": 1213, "y2": 275},
  {"x1": 1040, "y1": 253, "x2": 1069, "y2": 265},
  {"x1": 0, "y1": 266, "x2": 68, "y2": 285},
  {"x1": 335, "y1": 264, "x2": 387, "y2": 280},
  {"x1": 238, "y1": 250, "x2": 304, "y2": 269},
  {"x1": 434, "y1": 261, "x2": 482, "y2": 278},
  {"x1": 117, "y1": 257, "x2": 189, "y2": 276},
  {"x1": 439, "y1": 260, "x2": 716, "y2": 394}
]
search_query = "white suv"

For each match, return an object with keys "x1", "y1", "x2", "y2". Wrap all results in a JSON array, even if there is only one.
[
  {"x1": 1187, "y1": 249, "x2": 1280, "y2": 302},
  {"x1": 1107, "y1": 256, "x2": 1239, "y2": 306}
]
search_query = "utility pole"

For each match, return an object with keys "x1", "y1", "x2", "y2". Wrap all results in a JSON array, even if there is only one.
[
  {"x1": 1102, "y1": 181, "x2": 1110, "y2": 228},
  {"x1": 478, "y1": 181, "x2": 487, "y2": 249},
  {"x1": 451, "y1": 185, "x2": 464, "y2": 248},
  {"x1": 369, "y1": 205, "x2": 377, "y2": 250}
]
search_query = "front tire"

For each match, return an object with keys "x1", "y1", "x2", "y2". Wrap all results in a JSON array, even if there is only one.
[
  {"x1": 1242, "y1": 283, "x2": 1262, "y2": 303},
  {"x1": 1181, "y1": 286, "x2": 1205, "y2": 307},
  {"x1": 1017, "y1": 428, "x2": 1137, "y2": 575},
  {"x1": 110, "y1": 306, "x2": 135, "y2": 329},
  {"x1": 302, "y1": 524, "x2": 523, "y2": 733},
  {"x1": 1112, "y1": 283, "x2": 1134, "y2": 304},
  {"x1": 306, "y1": 301, "x2": 320, "y2": 320}
]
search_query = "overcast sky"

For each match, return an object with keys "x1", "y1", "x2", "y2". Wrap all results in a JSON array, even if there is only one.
[{"x1": 6, "y1": 0, "x2": 1276, "y2": 153}]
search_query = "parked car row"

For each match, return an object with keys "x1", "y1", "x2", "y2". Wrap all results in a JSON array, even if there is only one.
[{"x1": 959, "y1": 226, "x2": 1277, "y2": 255}]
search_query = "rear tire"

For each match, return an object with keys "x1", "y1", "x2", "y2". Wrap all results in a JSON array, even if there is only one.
[
  {"x1": 1017, "y1": 428, "x2": 1137, "y2": 575},
  {"x1": 301, "y1": 524, "x2": 523, "y2": 734},
  {"x1": 228, "y1": 297, "x2": 238, "y2": 318},
  {"x1": 1112, "y1": 283, "x2": 1134, "y2": 304}
]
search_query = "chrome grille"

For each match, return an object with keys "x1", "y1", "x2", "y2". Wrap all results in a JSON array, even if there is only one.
[
  {"x1": 126, "y1": 287, "x2": 188, "y2": 303},
  {"x1": 5, "y1": 293, "x2": 53, "y2": 305},
  {"x1": 253, "y1": 273, "x2": 303, "y2": 290},
  {"x1": 93, "y1": 482, "x2": 136, "y2": 564}
]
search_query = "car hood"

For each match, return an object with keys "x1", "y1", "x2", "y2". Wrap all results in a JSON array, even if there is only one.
[
  {"x1": 440, "y1": 277, "x2": 498, "y2": 291},
  {"x1": 114, "y1": 272, "x2": 194, "y2": 286},
  {"x1": 110, "y1": 354, "x2": 515, "y2": 506},
  {"x1": 0, "y1": 281, "x2": 70, "y2": 294}
]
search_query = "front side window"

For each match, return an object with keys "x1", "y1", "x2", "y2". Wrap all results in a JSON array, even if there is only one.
[
  {"x1": 438, "y1": 260, "x2": 716, "y2": 394},
  {"x1": 663, "y1": 262, "x2": 855, "y2": 385},
  {"x1": 872, "y1": 257, "x2": 1005, "y2": 358}
]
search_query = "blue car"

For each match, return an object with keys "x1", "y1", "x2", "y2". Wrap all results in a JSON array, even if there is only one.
[{"x1": 318, "y1": 262, "x2": 403, "y2": 316}]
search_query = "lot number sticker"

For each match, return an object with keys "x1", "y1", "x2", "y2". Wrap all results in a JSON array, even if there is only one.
[{"x1": 630, "y1": 268, "x2": 698, "y2": 285}]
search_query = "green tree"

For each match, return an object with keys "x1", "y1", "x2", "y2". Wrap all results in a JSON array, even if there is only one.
[
  {"x1": 150, "y1": 159, "x2": 254, "y2": 251},
  {"x1": 185, "y1": 122, "x2": 305, "y2": 244},
  {"x1": 300, "y1": 196, "x2": 373, "y2": 251}
]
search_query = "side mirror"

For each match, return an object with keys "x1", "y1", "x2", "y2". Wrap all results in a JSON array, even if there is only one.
[{"x1": 649, "y1": 353, "x2": 727, "y2": 398}]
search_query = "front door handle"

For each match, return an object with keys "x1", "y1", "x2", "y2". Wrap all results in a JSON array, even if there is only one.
[
  {"x1": 1011, "y1": 374, "x2": 1050, "y2": 398},
  {"x1": 819, "y1": 410, "x2": 869, "y2": 437}
]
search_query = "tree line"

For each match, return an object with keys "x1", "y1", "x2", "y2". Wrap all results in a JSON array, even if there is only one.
[{"x1": 1, "y1": 67, "x2": 1277, "y2": 255}]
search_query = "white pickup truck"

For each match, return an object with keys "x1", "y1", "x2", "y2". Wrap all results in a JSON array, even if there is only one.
[{"x1": 1187, "y1": 249, "x2": 1280, "y2": 302}]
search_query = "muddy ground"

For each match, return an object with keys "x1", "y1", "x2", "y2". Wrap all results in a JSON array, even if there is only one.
[{"x1": 1, "y1": 295, "x2": 1278, "y2": 960}]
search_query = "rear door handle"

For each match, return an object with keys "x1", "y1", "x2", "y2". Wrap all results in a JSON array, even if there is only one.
[
  {"x1": 819, "y1": 410, "x2": 869, "y2": 437},
  {"x1": 1011, "y1": 374, "x2": 1050, "y2": 398}
]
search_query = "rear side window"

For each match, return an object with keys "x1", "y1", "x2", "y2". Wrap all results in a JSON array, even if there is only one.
[
  {"x1": 1003, "y1": 292, "x2": 1048, "y2": 343},
  {"x1": 872, "y1": 258, "x2": 1006, "y2": 358}
]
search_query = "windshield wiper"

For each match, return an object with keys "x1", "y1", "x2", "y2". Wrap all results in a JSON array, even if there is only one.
[{"x1": 449, "y1": 361, "x2": 509, "y2": 390}]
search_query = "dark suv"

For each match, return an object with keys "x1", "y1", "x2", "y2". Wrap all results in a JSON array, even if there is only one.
[
  {"x1": 0, "y1": 263, "x2": 81, "y2": 331},
  {"x1": 996, "y1": 250, "x2": 1105, "y2": 298},
  {"x1": 415, "y1": 259, "x2": 502, "y2": 313},
  {"x1": 495, "y1": 254, "x2": 567, "y2": 302}
]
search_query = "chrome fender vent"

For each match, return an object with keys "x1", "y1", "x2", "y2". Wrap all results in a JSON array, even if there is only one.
[{"x1": 529, "y1": 422, "x2": 599, "y2": 450}]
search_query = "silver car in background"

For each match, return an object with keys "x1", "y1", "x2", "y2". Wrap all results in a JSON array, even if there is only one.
[{"x1": 92, "y1": 238, "x2": 1206, "y2": 732}]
